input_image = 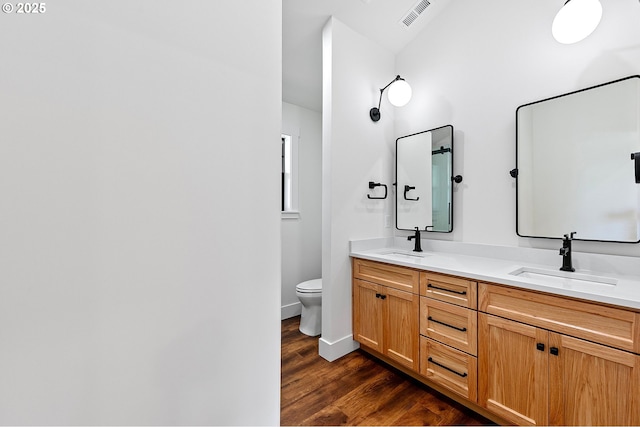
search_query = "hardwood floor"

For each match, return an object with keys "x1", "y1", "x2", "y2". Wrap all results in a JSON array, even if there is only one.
[{"x1": 281, "y1": 316, "x2": 494, "y2": 426}]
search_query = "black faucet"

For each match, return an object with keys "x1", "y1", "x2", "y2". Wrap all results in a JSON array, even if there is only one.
[
  {"x1": 408, "y1": 227, "x2": 422, "y2": 252},
  {"x1": 559, "y1": 232, "x2": 576, "y2": 272}
]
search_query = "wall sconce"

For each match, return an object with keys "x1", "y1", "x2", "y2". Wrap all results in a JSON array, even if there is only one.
[
  {"x1": 552, "y1": 0, "x2": 602, "y2": 44},
  {"x1": 369, "y1": 75, "x2": 412, "y2": 122}
]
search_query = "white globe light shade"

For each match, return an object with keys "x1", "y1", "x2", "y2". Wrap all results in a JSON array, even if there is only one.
[
  {"x1": 552, "y1": 0, "x2": 602, "y2": 44},
  {"x1": 387, "y1": 79, "x2": 412, "y2": 107}
]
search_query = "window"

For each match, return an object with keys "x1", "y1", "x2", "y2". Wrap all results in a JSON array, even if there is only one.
[
  {"x1": 281, "y1": 134, "x2": 299, "y2": 218},
  {"x1": 282, "y1": 134, "x2": 292, "y2": 211}
]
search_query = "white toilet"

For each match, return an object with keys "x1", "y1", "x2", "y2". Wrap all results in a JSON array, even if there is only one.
[{"x1": 295, "y1": 278, "x2": 322, "y2": 336}]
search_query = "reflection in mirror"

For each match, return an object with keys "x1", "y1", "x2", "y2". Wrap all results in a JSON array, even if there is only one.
[
  {"x1": 396, "y1": 125, "x2": 454, "y2": 232},
  {"x1": 516, "y1": 75, "x2": 640, "y2": 243}
]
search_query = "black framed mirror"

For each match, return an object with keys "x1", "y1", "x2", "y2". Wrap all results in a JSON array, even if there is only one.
[
  {"x1": 515, "y1": 75, "x2": 640, "y2": 243},
  {"x1": 396, "y1": 125, "x2": 454, "y2": 233}
]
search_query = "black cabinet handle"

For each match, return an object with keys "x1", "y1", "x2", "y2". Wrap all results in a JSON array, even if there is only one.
[
  {"x1": 427, "y1": 284, "x2": 467, "y2": 295},
  {"x1": 427, "y1": 316, "x2": 467, "y2": 332},
  {"x1": 550, "y1": 347, "x2": 559, "y2": 356},
  {"x1": 375, "y1": 293, "x2": 387, "y2": 300},
  {"x1": 428, "y1": 357, "x2": 467, "y2": 378},
  {"x1": 536, "y1": 343, "x2": 545, "y2": 352}
]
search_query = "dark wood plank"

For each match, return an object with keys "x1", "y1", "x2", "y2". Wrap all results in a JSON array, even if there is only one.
[{"x1": 281, "y1": 316, "x2": 495, "y2": 426}]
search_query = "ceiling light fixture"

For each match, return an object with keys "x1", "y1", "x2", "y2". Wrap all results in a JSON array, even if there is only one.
[
  {"x1": 369, "y1": 75, "x2": 412, "y2": 122},
  {"x1": 552, "y1": 0, "x2": 603, "y2": 44}
]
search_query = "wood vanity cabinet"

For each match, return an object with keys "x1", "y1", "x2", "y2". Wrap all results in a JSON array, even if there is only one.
[
  {"x1": 351, "y1": 257, "x2": 640, "y2": 426},
  {"x1": 352, "y1": 259, "x2": 420, "y2": 370},
  {"x1": 478, "y1": 283, "x2": 640, "y2": 426}
]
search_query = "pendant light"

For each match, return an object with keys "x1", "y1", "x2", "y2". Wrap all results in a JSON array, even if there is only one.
[{"x1": 552, "y1": 0, "x2": 603, "y2": 44}]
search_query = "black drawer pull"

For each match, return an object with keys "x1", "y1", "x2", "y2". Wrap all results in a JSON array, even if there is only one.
[
  {"x1": 427, "y1": 284, "x2": 467, "y2": 295},
  {"x1": 427, "y1": 316, "x2": 467, "y2": 332},
  {"x1": 428, "y1": 357, "x2": 468, "y2": 378},
  {"x1": 550, "y1": 347, "x2": 559, "y2": 356}
]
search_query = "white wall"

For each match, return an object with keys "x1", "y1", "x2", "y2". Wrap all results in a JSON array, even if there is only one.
[
  {"x1": 0, "y1": 1, "x2": 281, "y2": 424},
  {"x1": 320, "y1": 17, "x2": 396, "y2": 361},
  {"x1": 281, "y1": 102, "x2": 322, "y2": 319},
  {"x1": 395, "y1": 0, "x2": 640, "y2": 257}
]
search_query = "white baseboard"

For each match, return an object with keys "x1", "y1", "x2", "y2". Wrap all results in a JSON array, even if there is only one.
[
  {"x1": 281, "y1": 301, "x2": 302, "y2": 320},
  {"x1": 318, "y1": 334, "x2": 360, "y2": 362}
]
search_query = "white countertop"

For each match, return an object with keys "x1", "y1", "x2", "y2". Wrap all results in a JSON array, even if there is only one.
[{"x1": 350, "y1": 239, "x2": 640, "y2": 311}]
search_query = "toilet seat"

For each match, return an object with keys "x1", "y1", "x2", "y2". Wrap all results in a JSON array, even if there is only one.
[{"x1": 296, "y1": 278, "x2": 322, "y2": 294}]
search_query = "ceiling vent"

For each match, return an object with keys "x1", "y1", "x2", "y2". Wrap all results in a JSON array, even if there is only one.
[{"x1": 399, "y1": 0, "x2": 431, "y2": 28}]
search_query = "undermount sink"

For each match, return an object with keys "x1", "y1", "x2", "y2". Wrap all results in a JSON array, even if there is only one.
[
  {"x1": 509, "y1": 266, "x2": 617, "y2": 288},
  {"x1": 378, "y1": 250, "x2": 428, "y2": 260}
]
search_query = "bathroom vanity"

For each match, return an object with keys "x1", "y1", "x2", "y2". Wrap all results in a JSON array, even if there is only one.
[
  {"x1": 350, "y1": 242, "x2": 640, "y2": 426},
  {"x1": 354, "y1": 74, "x2": 640, "y2": 425}
]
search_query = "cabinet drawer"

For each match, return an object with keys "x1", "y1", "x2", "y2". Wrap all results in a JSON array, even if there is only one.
[
  {"x1": 420, "y1": 272, "x2": 477, "y2": 309},
  {"x1": 479, "y1": 282, "x2": 640, "y2": 353},
  {"x1": 353, "y1": 258, "x2": 419, "y2": 294},
  {"x1": 420, "y1": 337, "x2": 477, "y2": 402},
  {"x1": 420, "y1": 297, "x2": 477, "y2": 356}
]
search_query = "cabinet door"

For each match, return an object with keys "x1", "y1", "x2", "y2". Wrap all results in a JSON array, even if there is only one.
[
  {"x1": 383, "y1": 287, "x2": 419, "y2": 370},
  {"x1": 479, "y1": 313, "x2": 549, "y2": 426},
  {"x1": 549, "y1": 333, "x2": 640, "y2": 426},
  {"x1": 353, "y1": 279, "x2": 383, "y2": 353}
]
